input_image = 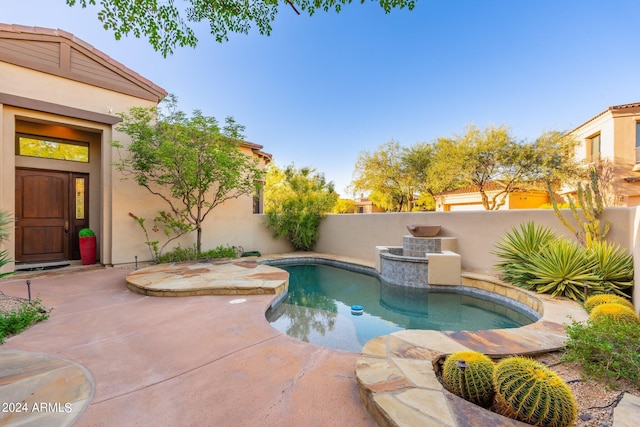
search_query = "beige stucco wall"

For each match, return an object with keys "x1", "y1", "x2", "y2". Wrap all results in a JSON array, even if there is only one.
[
  {"x1": 613, "y1": 113, "x2": 640, "y2": 164},
  {"x1": 111, "y1": 145, "x2": 274, "y2": 265},
  {"x1": 573, "y1": 112, "x2": 615, "y2": 161}
]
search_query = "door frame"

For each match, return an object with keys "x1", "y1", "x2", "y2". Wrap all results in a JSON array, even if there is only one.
[{"x1": 15, "y1": 167, "x2": 89, "y2": 263}]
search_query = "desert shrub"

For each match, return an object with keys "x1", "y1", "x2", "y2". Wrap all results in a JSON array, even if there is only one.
[
  {"x1": 589, "y1": 303, "x2": 640, "y2": 324},
  {"x1": 493, "y1": 222, "x2": 557, "y2": 286},
  {"x1": 584, "y1": 294, "x2": 634, "y2": 313},
  {"x1": 524, "y1": 239, "x2": 601, "y2": 301},
  {"x1": 442, "y1": 351, "x2": 495, "y2": 407},
  {"x1": 589, "y1": 240, "x2": 634, "y2": 297},
  {"x1": 0, "y1": 299, "x2": 50, "y2": 343},
  {"x1": 493, "y1": 356, "x2": 577, "y2": 427},
  {"x1": 563, "y1": 317, "x2": 640, "y2": 387},
  {"x1": 157, "y1": 244, "x2": 238, "y2": 263}
]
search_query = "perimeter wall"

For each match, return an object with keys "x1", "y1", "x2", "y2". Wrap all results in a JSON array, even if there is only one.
[{"x1": 252, "y1": 207, "x2": 639, "y2": 312}]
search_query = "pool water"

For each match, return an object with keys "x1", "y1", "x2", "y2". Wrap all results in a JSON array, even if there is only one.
[{"x1": 266, "y1": 263, "x2": 537, "y2": 352}]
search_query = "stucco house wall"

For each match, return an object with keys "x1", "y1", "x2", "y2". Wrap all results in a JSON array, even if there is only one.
[{"x1": 571, "y1": 103, "x2": 640, "y2": 206}]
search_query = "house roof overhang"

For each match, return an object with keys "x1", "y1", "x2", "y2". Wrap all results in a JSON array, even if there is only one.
[{"x1": 0, "y1": 23, "x2": 167, "y2": 102}]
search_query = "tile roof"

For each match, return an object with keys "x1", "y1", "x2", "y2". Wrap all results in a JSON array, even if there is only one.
[{"x1": 570, "y1": 102, "x2": 640, "y2": 134}]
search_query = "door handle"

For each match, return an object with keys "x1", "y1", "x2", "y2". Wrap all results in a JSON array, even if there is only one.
[{"x1": 65, "y1": 221, "x2": 69, "y2": 233}]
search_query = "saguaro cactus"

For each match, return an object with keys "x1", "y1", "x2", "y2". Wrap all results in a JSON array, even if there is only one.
[{"x1": 547, "y1": 167, "x2": 610, "y2": 247}]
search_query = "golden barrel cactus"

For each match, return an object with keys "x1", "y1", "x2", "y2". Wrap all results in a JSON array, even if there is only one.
[
  {"x1": 442, "y1": 351, "x2": 495, "y2": 407},
  {"x1": 589, "y1": 303, "x2": 640, "y2": 324},
  {"x1": 493, "y1": 356, "x2": 577, "y2": 427},
  {"x1": 584, "y1": 294, "x2": 634, "y2": 313}
]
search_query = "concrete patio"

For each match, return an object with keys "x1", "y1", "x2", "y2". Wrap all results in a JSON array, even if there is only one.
[{"x1": 0, "y1": 265, "x2": 375, "y2": 426}]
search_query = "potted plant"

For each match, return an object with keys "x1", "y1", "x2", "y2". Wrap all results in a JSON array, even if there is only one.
[{"x1": 78, "y1": 228, "x2": 96, "y2": 265}]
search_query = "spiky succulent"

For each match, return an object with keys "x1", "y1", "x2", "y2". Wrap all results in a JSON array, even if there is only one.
[
  {"x1": 584, "y1": 294, "x2": 634, "y2": 313},
  {"x1": 589, "y1": 303, "x2": 640, "y2": 325},
  {"x1": 442, "y1": 351, "x2": 495, "y2": 407},
  {"x1": 493, "y1": 356, "x2": 577, "y2": 427}
]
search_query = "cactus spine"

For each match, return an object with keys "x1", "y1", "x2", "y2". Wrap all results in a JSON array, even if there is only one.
[
  {"x1": 442, "y1": 351, "x2": 495, "y2": 407},
  {"x1": 584, "y1": 294, "x2": 634, "y2": 313},
  {"x1": 493, "y1": 356, "x2": 577, "y2": 427}
]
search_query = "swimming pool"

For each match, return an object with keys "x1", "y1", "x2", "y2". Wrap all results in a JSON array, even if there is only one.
[{"x1": 266, "y1": 262, "x2": 538, "y2": 352}]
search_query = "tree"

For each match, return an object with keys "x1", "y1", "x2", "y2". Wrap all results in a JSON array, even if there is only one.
[
  {"x1": 113, "y1": 95, "x2": 264, "y2": 254},
  {"x1": 350, "y1": 140, "x2": 419, "y2": 212},
  {"x1": 429, "y1": 126, "x2": 583, "y2": 210},
  {"x1": 264, "y1": 164, "x2": 338, "y2": 250},
  {"x1": 67, "y1": 0, "x2": 416, "y2": 57},
  {"x1": 333, "y1": 198, "x2": 357, "y2": 214}
]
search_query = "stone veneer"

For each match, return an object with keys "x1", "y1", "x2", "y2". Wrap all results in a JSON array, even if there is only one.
[{"x1": 402, "y1": 235, "x2": 442, "y2": 257}]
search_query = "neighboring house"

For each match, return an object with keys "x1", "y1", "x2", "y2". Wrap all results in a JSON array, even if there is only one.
[
  {"x1": 354, "y1": 194, "x2": 385, "y2": 213},
  {"x1": 0, "y1": 24, "x2": 270, "y2": 274},
  {"x1": 434, "y1": 181, "x2": 550, "y2": 211},
  {"x1": 569, "y1": 102, "x2": 640, "y2": 206}
]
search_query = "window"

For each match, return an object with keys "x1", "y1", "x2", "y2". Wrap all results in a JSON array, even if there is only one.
[
  {"x1": 589, "y1": 134, "x2": 601, "y2": 162},
  {"x1": 16, "y1": 135, "x2": 89, "y2": 162},
  {"x1": 253, "y1": 188, "x2": 263, "y2": 214}
]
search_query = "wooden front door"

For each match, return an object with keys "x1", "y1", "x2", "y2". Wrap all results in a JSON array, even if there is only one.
[{"x1": 15, "y1": 169, "x2": 89, "y2": 262}]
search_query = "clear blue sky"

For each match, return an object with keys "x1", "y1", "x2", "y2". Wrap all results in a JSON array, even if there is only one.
[{"x1": 3, "y1": 1, "x2": 640, "y2": 196}]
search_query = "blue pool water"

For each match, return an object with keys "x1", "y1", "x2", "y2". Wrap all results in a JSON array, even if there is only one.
[{"x1": 266, "y1": 263, "x2": 537, "y2": 352}]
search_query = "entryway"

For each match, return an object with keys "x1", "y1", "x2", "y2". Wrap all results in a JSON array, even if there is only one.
[{"x1": 15, "y1": 168, "x2": 89, "y2": 263}]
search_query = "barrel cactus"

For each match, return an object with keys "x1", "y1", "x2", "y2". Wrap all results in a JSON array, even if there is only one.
[
  {"x1": 590, "y1": 303, "x2": 640, "y2": 324},
  {"x1": 584, "y1": 294, "x2": 634, "y2": 313},
  {"x1": 442, "y1": 351, "x2": 495, "y2": 407},
  {"x1": 493, "y1": 356, "x2": 577, "y2": 427}
]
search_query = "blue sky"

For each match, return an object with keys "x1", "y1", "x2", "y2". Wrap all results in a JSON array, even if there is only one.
[{"x1": 3, "y1": 1, "x2": 640, "y2": 196}]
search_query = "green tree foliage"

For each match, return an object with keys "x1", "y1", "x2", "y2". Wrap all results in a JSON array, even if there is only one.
[
  {"x1": 113, "y1": 95, "x2": 264, "y2": 254},
  {"x1": 264, "y1": 164, "x2": 338, "y2": 250},
  {"x1": 350, "y1": 140, "x2": 420, "y2": 212},
  {"x1": 333, "y1": 198, "x2": 357, "y2": 214},
  {"x1": 350, "y1": 126, "x2": 581, "y2": 212},
  {"x1": 430, "y1": 126, "x2": 582, "y2": 210},
  {"x1": 67, "y1": 0, "x2": 416, "y2": 57}
]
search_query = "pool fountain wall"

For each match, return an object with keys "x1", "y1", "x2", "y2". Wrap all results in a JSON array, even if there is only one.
[{"x1": 378, "y1": 235, "x2": 461, "y2": 287}]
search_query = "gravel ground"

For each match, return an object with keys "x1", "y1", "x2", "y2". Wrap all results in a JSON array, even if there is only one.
[
  {"x1": 0, "y1": 292, "x2": 28, "y2": 313},
  {"x1": 1, "y1": 291, "x2": 638, "y2": 426},
  {"x1": 533, "y1": 351, "x2": 639, "y2": 427}
]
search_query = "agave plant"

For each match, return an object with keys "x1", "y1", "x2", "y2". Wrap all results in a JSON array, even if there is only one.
[
  {"x1": 526, "y1": 239, "x2": 602, "y2": 301},
  {"x1": 588, "y1": 240, "x2": 634, "y2": 297},
  {"x1": 493, "y1": 222, "x2": 557, "y2": 286}
]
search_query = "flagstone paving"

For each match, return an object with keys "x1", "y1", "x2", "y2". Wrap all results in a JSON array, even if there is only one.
[{"x1": 1, "y1": 255, "x2": 638, "y2": 426}]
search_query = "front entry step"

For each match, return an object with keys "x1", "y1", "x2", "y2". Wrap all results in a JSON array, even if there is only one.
[{"x1": 15, "y1": 260, "x2": 71, "y2": 272}]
